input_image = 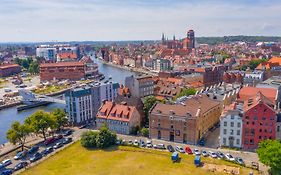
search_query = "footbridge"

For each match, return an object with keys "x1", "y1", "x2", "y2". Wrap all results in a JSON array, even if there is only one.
[{"x1": 18, "y1": 89, "x2": 66, "y2": 104}]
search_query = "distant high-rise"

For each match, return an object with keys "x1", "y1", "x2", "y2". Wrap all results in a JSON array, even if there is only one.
[{"x1": 187, "y1": 29, "x2": 195, "y2": 49}]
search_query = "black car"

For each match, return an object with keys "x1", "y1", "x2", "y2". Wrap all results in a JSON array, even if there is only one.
[
  {"x1": 62, "y1": 137, "x2": 73, "y2": 144},
  {"x1": 14, "y1": 161, "x2": 28, "y2": 171},
  {"x1": 28, "y1": 146, "x2": 39, "y2": 154},
  {"x1": 79, "y1": 124, "x2": 87, "y2": 129},
  {"x1": 167, "y1": 145, "x2": 175, "y2": 152},
  {"x1": 41, "y1": 147, "x2": 54, "y2": 156},
  {"x1": 216, "y1": 151, "x2": 225, "y2": 159},
  {"x1": 30, "y1": 153, "x2": 42, "y2": 163},
  {"x1": 63, "y1": 130, "x2": 73, "y2": 136}
]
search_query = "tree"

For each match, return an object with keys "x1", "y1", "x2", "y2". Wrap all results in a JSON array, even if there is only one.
[
  {"x1": 6, "y1": 122, "x2": 31, "y2": 151},
  {"x1": 140, "y1": 127, "x2": 149, "y2": 137},
  {"x1": 25, "y1": 110, "x2": 55, "y2": 141},
  {"x1": 257, "y1": 140, "x2": 281, "y2": 174},
  {"x1": 28, "y1": 61, "x2": 39, "y2": 74},
  {"x1": 143, "y1": 96, "x2": 157, "y2": 124},
  {"x1": 96, "y1": 124, "x2": 117, "y2": 148},
  {"x1": 51, "y1": 108, "x2": 68, "y2": 131},
  {"x1": 81, "y1": 131, "x2": 98, "y2": 148}
]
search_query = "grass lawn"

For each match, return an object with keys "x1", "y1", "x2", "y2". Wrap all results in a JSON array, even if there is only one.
[
  {"x1": 33, "y1": 85, "x2": 69, "y2": 94},
  {"x1": 21, "y1": 142, "x2": 256, "y2": 175}
]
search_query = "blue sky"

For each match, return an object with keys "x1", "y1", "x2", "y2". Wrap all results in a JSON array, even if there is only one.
[{"x1": 0, "y1": 0, "x2": 281, "y2": 42}]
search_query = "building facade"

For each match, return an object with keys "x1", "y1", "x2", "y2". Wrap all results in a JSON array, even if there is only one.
[
  {"x1": 65, "y1": 80, "x2": 120, "y2": 125},
  {"x1": 36, "y1": 46, "x2": 57, "y2": 61},
  {"x1": 65, "y1": 87, "x2": 93, "y2": 124},
  {"x1": 149, "y1": 95, "x2": 222, "y2": 144},
  {"x1": 96, "y1": 101, "x2": 141, "y2": 134},
  {"x1": 125, "y1": 74, "x2": 154, "y2": 98},
  {"x1": 242, "y1": 92, "x2": 277, "y2": 150},
  {"x1": 0, "y1": 64, "x2": 21, "y2": 77},
  {"x1": 40, "y1": 62, "x2": 85, "y2": 82},
  {"x1": 152, "y1": 58, "x2": 172, "y2": 72},
  {"x1": 220, "y1": 103, "x2": 243, "y2": 148}
]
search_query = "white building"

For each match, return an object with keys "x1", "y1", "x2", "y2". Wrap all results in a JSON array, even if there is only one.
[
  {"x1": 220, "y1": 103, "x2": 243, "y2": 148},
  {"x1": 36, "y1": 46, "x2": 57, "y2": 61},
  {"x1": 244, "y1": 70, "x2": 265, "y2": 86}
]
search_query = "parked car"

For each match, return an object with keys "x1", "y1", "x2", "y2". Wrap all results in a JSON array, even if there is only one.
[
  {"x1": 44, "y1": 138, "x2": 55, "y2": 145},
  {"x1": 146, "y1": 140, "x2": 152, "y2": 148},
  {"x1": 62, "y1": 137, "x2": 73, "y2": 144},
  {"x1": 41, "y1": 147, "x2": 54, "y2": 156},
  {"x1": 53, "y1": 142, "x2": 64, "y2": 149},
  {"x1": 1, "y1": 159, "x2": 12, "y2": 167},
  {"x1": 185, "y1": 146, "x2": 193, "y2": 154},
  {"x1": 235, "y1": 157, "x2": 245, "y2": 165},
  {"x1": 193, "y1": 149, "x2": 201, "y2": 156},
  {"x1": 216, "y1": 151, "x2": 225, "y2": 159},
  {"x1": 63, "y1": 130, "x2": 73, "y2": 136},
  {"x1": 167, "y1": 145, "x2": 175, "y2": 152},
  {"x1": 209, "y1": 151, "x2": 217, "y2": 158},
  {"x1": 133, "y1": 140, "x2": 139, "y2": 146},
  {"x1": 201, "y1": 150, "x2": 208, "y2": 157},
  {"x1": 156, "y1": 144, "x2": 165, "y2": 149},
  {"x1": 14, "y1": 161, "x2": 28, "y2": 171},
  {"x1": 225, "y1": 154, "x2": 235, "y2": 161},
  {"x1": 30, "y1": 152, "x2": 42, "y2": 163},
  {"x1": 0, "y1": 169, "x2": 13, "y2": 175},
  {"x1": 139, "y1": 140, "x2": 146, "y2": 147},
  {"x1": 14, "y1": 150, "x2": 27, "y2": 160},
  {"x1": 54, "y1": 134, "x2": 63, "y2": 140},
  {"x1": 128, "y1": 140, "x2": 133, "y2": 145},
  {"x1": 28, "y1": 146, "x2": 39, "y2": 154},
  {"x1": 175, "y1": 146, "x2": 185, "y2": 153},
  {"x1": 171, "y1": 152, "x2": 179, "y2": 162}
]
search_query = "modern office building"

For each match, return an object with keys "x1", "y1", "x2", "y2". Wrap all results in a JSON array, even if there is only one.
[
  {"x1": 65, "y1": 80, "x2": 120, "y2": 125},
  {"x1": 152, "y1": 58, "x2": 172, "y2": 72},
  {"x1": 36, "y1": 46, "x2": 57, "y2": 61}
]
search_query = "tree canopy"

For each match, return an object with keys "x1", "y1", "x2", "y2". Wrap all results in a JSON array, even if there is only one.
[
  {"x1": 25, "y1": 110, "x2": 55, "y2": 140},
  {"x1": 257, "y1": 140, "x2": 281, "y2": 174},
  {"x1": 143, "y1": 96, "x2": 157, "y2": 124},
  {"x1": 6, "y1": 121, "x2": 31, "y2": 151},
  {"x1": 51, "y1": 108, "x2": 68, "y2": 131},
  {"x1": 174, "y1": 88, "x2": 197, "y2": 100}
]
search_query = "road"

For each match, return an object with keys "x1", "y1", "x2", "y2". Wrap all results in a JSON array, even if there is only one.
[{"x1": 0, "y1": 126, "x2": 268, "y2": 174}]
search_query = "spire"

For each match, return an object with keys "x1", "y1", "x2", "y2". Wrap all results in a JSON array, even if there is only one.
[
  {"x1": 161, "y1": 33, "x2": 165, "y2": 42},
  {"x1": 173, "y1": 35, "x2": 176, "y2": 41}
]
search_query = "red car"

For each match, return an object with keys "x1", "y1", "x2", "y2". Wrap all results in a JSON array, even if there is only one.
[
  {"x1": 185, "y1": 146, "x2": 193, "y2": 154},
  {"x1": 44, "y1": 137, "x2": 55, "y2": 145},
  {"x1": 55, "y1": 134, "x2": 63, "y2": 140}
]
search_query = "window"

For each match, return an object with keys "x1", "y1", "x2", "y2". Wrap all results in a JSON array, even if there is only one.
[
  {"x1": 236, "y1": 139, "x2": 240, "y2": 145},
  {"x1": 237, "y1": 130, "x2": 240, "y2": 135},
  {"x1": 223, "y1": 138, "x2": 226, "y2": 145},
  {"x1": 254, "y1": 116, "x2": 258, "y2": 120},
  {"x1": 250, "y1": 139, "x2": 254, "y2": 145},
  {"x1": 270, "y1": 116, "x2": 274, "y2": 120},
  {"x1": 237, "y1": 122, "x2": 241, "y2": 127},
  {"x1": 259, "y1": 129, "x2": 262, "y2": 132},
  {"x1": 224, "y1": 121, "x2": 227, "y2": 127},
  {"x1": 231, "y1": 115, "x2": 234, "y2": 120},
  {"x1": 230, "y1": 130, "x2": 234, "y2": 135},
  {"x1": 231, "y1": 122, "x2": 234, "y2": 127},
  {"x1": 262, "y1": 117, "x2": 266, "y2": 120},
  {"x1": 259, "y1": 136, "x2": 262, "y2": 139},
  {"x1": 223, "y1": 129, "x2": 227, "y2": 135},
  {"x1": 246, "y1": 116, "x2": 249, "y2": 119},
  {"x1": 278, "y1": 126, "x2": 280, "y2": 132}
]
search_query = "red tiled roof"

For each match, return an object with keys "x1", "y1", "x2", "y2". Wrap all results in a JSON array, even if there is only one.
[
  {"x1": 0, "y1": 64, "x2": 20, "y2": 69},
  {"x1": 57, "y1": 52, "x2": 77, "y2": 59},
  {"x1": 238, "y1": 87, "x2": 277, "y2": 103}
]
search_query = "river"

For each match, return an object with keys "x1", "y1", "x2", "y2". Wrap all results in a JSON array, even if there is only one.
[{"x1": 0, "y1": 58, "x2": 136, "y2": 144}]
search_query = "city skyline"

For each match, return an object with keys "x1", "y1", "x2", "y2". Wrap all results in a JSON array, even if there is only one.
[{"x1": 1, "y1": 0, "x2": 281, "y2": 42}]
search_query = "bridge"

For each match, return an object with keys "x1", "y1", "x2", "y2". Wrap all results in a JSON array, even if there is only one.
[{"x1": 18, "y1": 89, "x2": 66, "y2": 104}]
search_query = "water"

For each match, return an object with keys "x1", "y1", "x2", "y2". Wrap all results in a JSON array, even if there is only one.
[{"x1": 0, "y1": 58, "x2": 136, "y2": 144}]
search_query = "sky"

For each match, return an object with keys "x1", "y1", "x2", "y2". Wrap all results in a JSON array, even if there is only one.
[{"x1": 0, "y1": 0, "x2": 281, "y2": 42}]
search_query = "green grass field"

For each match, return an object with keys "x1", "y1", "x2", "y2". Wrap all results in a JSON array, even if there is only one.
[{"x1": 21, "y1": 142, "x2": 256, "y2": 175}]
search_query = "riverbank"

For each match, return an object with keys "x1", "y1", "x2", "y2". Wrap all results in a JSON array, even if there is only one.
[{"x1": 96, "y1": 57, "x2": 158, "y2": 76}]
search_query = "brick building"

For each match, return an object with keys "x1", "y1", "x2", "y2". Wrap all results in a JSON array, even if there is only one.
[
  {"x1": 0, "y1": 64, "x2": 21, "y2": 77},
  {"x1": 149, "y1": 94, "x2": 222, "y2": 144},
  {"x1": 40, "y1": 62, "x2": 85, "y2": 82},
  {"x1": 242, "y1": 92, "x2": 277, "y2": 150}
]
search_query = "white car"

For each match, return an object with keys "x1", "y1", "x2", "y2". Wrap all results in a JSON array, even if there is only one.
[
  {"x1": 133, "y1": 140, "x2": 139, "y2": 146},
  {"x1": 146, "y1": 140, "x2": 152, "y2": 148},
  {"x1": 225, "y1": 153, "x2": 235, "y2": 161},
  {"x1": 128, "y1": 140, "x2": 133, "y2": 145},
  {"x1": 175, "y1": 146, "x2": 185, "y2": 153},
  {"x1": 202, "y1": 150, "x2": 208, "y2": 157},
  {"x1": 1, "y1": 159, "x2": 12, "y2": 167},
  {"x1": 193, "y1": 149, "x2": 201, "y2": 155},
  {"x1": 209, "y1": 151, "x2": 217, "y2": 158}
]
